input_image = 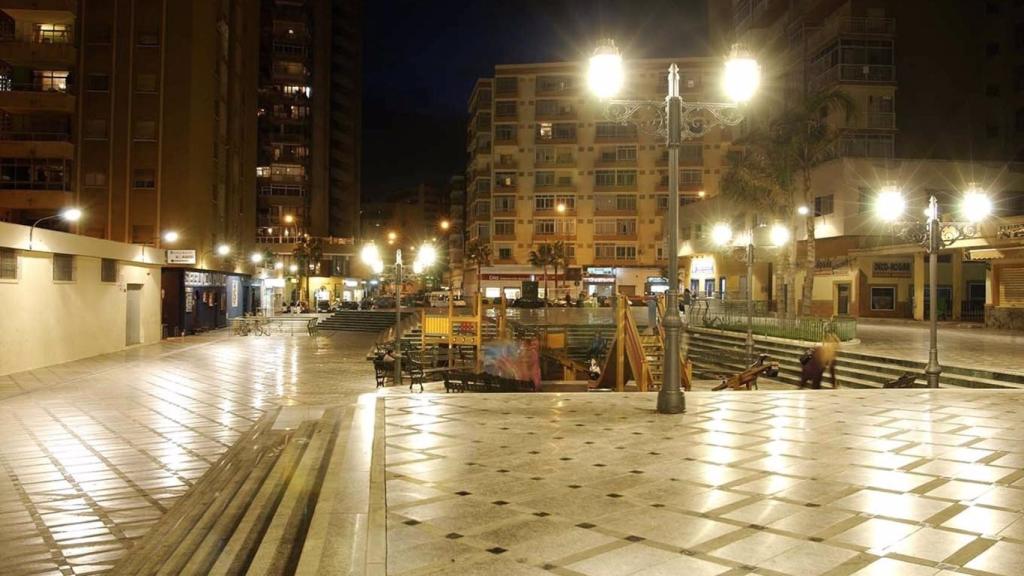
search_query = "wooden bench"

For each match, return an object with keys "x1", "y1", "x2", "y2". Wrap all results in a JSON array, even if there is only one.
[
  {"x1": 712, "y1": 354, "x2": 780, "y2": 391},
  {"x1": 883, "y1": 372, "x2": 925, "y2": 388}
]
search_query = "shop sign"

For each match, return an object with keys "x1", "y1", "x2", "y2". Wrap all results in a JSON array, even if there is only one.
[
  {"x1": 585, "y1": 276, "x2": 616, "y2": 284},
  {"x1": 166, "y1": 250, "x2": 196, "y2": 265},
  {"x1": 263, "y1": 278, "x2": 285, "y2": 288},
  {"x1": 998, "y1": 223, "x2": 1024, "y2": 240},
  {"x1": 646, "y1": 276, "x2": 668, "y2": 284},
  {"x1": 184, "y1": 270, "x2": 226, "y2": 287},
  {"x1": 690, "y1": 258, "x2": 714, "y2": 277},
  {"x1": 872, "y1": 260, "x2": 911, "y2": 278},
  {"x1": 816, "y1": 256, "x2": 851, "y2": 275},
  {"x1": 586, "y1": 267, "x2": 616, "y2": 276}
]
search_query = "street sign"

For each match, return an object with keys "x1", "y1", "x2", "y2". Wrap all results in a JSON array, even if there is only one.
[{"x1": 166, "y1": 249, "x2": 197, "y2": 265}]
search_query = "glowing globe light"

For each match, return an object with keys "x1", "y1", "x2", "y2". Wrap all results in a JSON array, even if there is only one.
[
  {"x1": 769, "y1": 224, "x2": 790, "y2": 247},
  {"x1": 417, "y1": 243, "x2": 438, "y2": 267},
  {"x1": 250, "y1": 253, "x2": 263, "y2": 264},
  {"x1": 711, "y1": 223, "x2": 733, "y2": 247},
  {"x1": 961, "y1": 186, "x2": 992, "y2": 223},
  {"x1": 216, "y1": 244, "x2": 231, "y2": 256},
  {"x1": 360, "y1": 243, "x2": 381, "y2": 266},
  {"x1": 588, "y1": 40, "x2": 624, "y2": 99},
  {"x1": 61, "y1": 207, "x2": 83, "y2": 222},
  {"x1": 163, "y1": 230, "x2": 179, "y2": 243},
  {"x1": 723, "y1": 46, "x2": 760, "y2": 103},
  {"x1": 875, "y1": 186, "x2": 905, "y2": 223}
]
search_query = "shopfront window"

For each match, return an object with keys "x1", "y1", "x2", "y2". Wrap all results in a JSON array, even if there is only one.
[{"x1": 870, "y1": 286, "x2": 896, "y2": 311}]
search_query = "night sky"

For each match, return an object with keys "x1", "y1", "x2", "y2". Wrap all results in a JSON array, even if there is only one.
[{"x1": 361, "y1": 0, "x2": 708, "y2": 201}]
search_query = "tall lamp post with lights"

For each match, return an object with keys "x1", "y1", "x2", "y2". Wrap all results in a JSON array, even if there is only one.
[
  {"x1": 587, "y1": 39, "x2": 760, "y2": 414},
  {"x1": 361, "y1": 241, "x2": 437, "y2": 386},
  {"x1": 875, "y1": 185, "x2": 992, "y2": 388},
  {"x1": 710, "y1": 222, "x2": 790, "y2": 363},
  {"x1": 28, "y1": 207, "x2": 82, "y2": 250}
]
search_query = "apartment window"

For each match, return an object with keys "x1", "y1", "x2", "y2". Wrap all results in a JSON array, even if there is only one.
[
  {"x1": 615, "y1": 146, "x2": 637, "y2": 161},
  {"x1": 814, "y1": 194, "x2": 834, "y2": 216},
  {"x1": 536, "y1": 75, "x2": 574, "y2": 93},
  {"x1": 595, "y1": 122, "x2": 636, "y2": 140},
  {"x1": 0, "y1": 248, "x2": 16, "y2": 280},
  {"x1": 35, "y1": 70, "x2": 68, "y2": 92},
  {"x1": 494, "y1": 219, "x2": 515, "y2": 236},
  {"x1": 493, "y1": 195, "x2": 515, "y2": 212},
  {"x1": 137, "y1": 32, "x2": 160, "y2": 46},
  {"x1": 536, "y1": 147, "x2": 555, "y2": 164},
  {"x1": 680, "y1": 144, "x2": 703, "y2": 164},
  {"x1": 0, "y1": 158, "x2": 67, "y2": 190},
  {"x1": 535, "y1": 195, "x2": 555, "y2": 211},
  {"x1": 681, "y1": 169, "x2": 702, "y2": 186},
  {"x1": 595, "y1": 244, "x2": 636, "y2": 260},
  {"x1": 536, "y1": 99, "x2": 573, "y2": 117},
  {"x1": 85, "y1": 171, "x2": 107, "y2": 186},
  {"x1": 495, "y1": 124, "x2": 516, "y2": 141},
  {"x1": 495, "y1": 101, "x2": 517, "y2": 116},
  {"x1": 537, "y1": 122, "x2": 553, "y2": 140},
  {"x1": 35, "y1": 23, "x2": 71, "y2": 43},
  {"x1": 101, "y1": 259, "x2": 117, "y2": 283},
  {"x1": 84, "y1": 119, "x2": 108, "y2": 139},
  {"x1": 86, "y1": 74, "x2": 109, "y2": 91},
  {"x1": 52, "y1": 254, "x2": 74, "y2": 282},
  {"x1": 134, "y1": 120, "x2": 156, "y2": 141},
  {"x1": 870, "y1": 286, "x2": 896, "y2": 311},
  {"x1": 533, "y1": 219, "x2": 574, "y2": 236},
  {"x1": 495, "y1": 77, "x2": 517, "y2": 94},
  {"x1": 546, "y1": 123, "x2": 575, "y2": 140},
  {"x1": 497, "y1": 246, "x2": 513, "y2": 260},
  {"x1": 132, "y1": 168, "x2": 156, "y2": 189},
  {"x1": 136, "y1": 73, "x2": 157, "y2": 93},
  {"x1": 535, "y1": 171, "x2": 555, "y2": 187},
  {"x1": 495, "y1": 172, "x2": 515, "y2": 187}
]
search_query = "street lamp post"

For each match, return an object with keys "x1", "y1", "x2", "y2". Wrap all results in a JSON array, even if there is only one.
[
  {"x1": 876, "y1": 185, "x2": 991, "y2": 388},
  {"x1": 588, "y1": 40, "x2": 759, "y2": 414},
  {"x1": 28, "y1": 207, "x2": 82, "y2": 250}
]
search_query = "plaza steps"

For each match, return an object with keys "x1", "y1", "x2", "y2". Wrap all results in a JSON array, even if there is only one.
[
  {"x1": 318, "y1": 309, "x2": 414, "y2": 332},
  {"x1": 685, "y1": 326, "x2": 1024, "y2": 390},
  {"x1": 112, "y1": 403, "x2": 382, "y2": 575}
]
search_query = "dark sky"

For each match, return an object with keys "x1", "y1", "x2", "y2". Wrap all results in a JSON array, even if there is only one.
[{"x1": 361, "y1": 0, "x2": 709, "y2": 201}]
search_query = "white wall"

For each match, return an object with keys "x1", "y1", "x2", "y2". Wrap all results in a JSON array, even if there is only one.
[{"x1": 0, "y1": 222, "x2": 163, "y2": 376}]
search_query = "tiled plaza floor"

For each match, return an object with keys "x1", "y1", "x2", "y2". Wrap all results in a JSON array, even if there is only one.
[
  {"x1": 0, "y1": 331, "x2": 378, "y2": 575},
  {"x1": 386, "y1": 391, "x2": 1024, "y2": 576}
]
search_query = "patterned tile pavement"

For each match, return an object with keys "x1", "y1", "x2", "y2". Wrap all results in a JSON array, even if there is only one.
[
  {"x1": 0, "y1": 331, "x2": 379, "y2": 575},
  {"x1": 386, "y1": 390, "x2": 1024, "y2": 575}
]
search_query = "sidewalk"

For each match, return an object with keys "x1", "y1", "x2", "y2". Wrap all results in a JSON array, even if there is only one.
[
  {"x1": 847, "y1": 320, "x2": 1024, "y2": 376},
  {"x1": 0, "y1": 331, "x2": 378, "y2": 575}
]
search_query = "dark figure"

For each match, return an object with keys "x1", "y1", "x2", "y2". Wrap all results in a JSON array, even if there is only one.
[
  {"x1": 799, "y1": 334, "x2": 839, "y2": 389},
  {"x1": 680, "y1": 288, "x2": 692, "y2": 312}
]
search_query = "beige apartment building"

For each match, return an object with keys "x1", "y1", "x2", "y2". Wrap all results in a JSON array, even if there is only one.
[{"x1": 464, "y1": 58, "x2": 733, "y2": 299}]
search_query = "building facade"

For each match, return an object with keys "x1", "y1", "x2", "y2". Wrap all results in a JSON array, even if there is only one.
[
  {"x1": 464, "y1": 59, "x2": 732, "y2": 299},
  {"x1": 0, "y1": 0, "x2": 261, "y2": 271},
  {"x1": 447, "y1": 174, "x2": 465, "y2": 290}
]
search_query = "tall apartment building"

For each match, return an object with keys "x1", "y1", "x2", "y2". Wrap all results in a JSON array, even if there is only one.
[
  {"x1": 255, "y1": 0, "x2": 361, "y2": 252},
  {"x1": 0, "y1": 0, "x2": 260, "y2": 270},
  {"x1": 464, "y1": 59, "x2": 731, "y2": 298}
]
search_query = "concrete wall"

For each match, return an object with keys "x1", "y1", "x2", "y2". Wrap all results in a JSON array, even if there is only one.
[{"x1": 0, "y1": 222, "x2": 162, "y2": 376}]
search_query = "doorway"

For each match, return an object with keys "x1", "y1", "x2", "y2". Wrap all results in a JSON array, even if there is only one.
[
  {"x1": 126, "y1": 284, "x2": 143, "y2": 346},
  {"x1": 836, "y1": 283, "x2": 851, "y2": 315}
]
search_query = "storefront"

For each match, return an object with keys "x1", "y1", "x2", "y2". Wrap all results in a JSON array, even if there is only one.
[
  {"x1": 161, "y1": 269, "x2": 251, "y2": 335},
  {"x1": 478, "y1": 265, "x2": 576, "y2": 300},
  {"x1": 687, "y1": 256, "x2": 719, "y2": 298}
]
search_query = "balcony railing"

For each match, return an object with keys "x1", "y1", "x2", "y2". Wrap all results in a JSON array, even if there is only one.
[
  {"x1": 534, "y1": 182, "x2": 576, "y2": 192},
  {"x1": 0, "y1": 130, "x2": 70, "y2": 141},
  {"x1": 805, "y1": 17, "x2": 896, "y2": 51},
  {"x1": 536, "y1": 133, "x2": 577, "y2": 144},
  {"x1": 494, "y1": 158, "x2": 518, "y2": 170},
  {"x1": 596, "y1": 156, "x2": 637, "y2": 167},
  {"x1": 0, "y1": 178, "x2": 70, "y2": 191},
  {"x1": 809, "y1": 64, "x2": 895, "y2": 92},
  {"x1": 866, "y1": 112, "x2": 896, "y2": 130},
  {"x1": 534, "y1": 156, "x2": 575, "y2": 168},
  {"x1": 594, "y1": 182, "x2": 638, "y2": 192},
  {"x1": 837, "y1": 133, "x2": 895, "y2": 158}
]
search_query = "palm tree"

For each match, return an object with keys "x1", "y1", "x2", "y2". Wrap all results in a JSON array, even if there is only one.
[
  {"x1": 550, "y1": 240, "x2": 567, "y2": 294},
  {"x1": 775, "y1": 91, "x2": 855, "y2": 316},
  {"x1": 528, "y1": 243, "x2": 555, "y2": 301},
  {"x1": 465, "y1": 240, "x2": 492, "y2": 294},
  {"x1": 291, "y1": 236, "x2": 324, "y2": 305}
]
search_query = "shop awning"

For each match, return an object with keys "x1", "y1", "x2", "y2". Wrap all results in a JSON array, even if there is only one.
[{"x1": 968, "y1": 247, "x2": 1024, "y2": 260}]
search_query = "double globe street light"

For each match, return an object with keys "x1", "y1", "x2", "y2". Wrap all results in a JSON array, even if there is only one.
[
  {"x1": 588, "y1": 40, "x2": 760, "y2": 414},
  {"x1": 361, "y1": 241, "x2": 438, "y2": 386},
  {"x1": 875, "y1": 184, "x2": 992, "y2": 387}
]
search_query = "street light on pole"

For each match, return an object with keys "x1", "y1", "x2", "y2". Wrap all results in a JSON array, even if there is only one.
[
  {"x1": 28, "y1": 207, "x2": 82, "y2": 251},
  {"x1": 588, "y1": 39, "x2": 759, "y2": 414},
  {"x1": 875, "y1": 184, "x2": 991, "y2": 388}
]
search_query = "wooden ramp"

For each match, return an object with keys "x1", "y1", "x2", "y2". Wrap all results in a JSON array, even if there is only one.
[{"x1": 113, "y1": 399, "x2": 384, "y2": 575}]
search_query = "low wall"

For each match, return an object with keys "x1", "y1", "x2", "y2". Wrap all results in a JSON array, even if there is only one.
[
  {"x1": 0, "y1": 222, "x2": 163, "y2": 376},
  {"x1": 986, "y1": 306, "x2": 1024, "y2": 331}
]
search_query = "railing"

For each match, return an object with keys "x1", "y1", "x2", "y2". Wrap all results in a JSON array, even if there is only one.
[
  {"x1": 687, "y1": 299, "x2": 857, "y2": 342},
  {"x1": 809, "y1": 64, "x2": 895, "y2": 92},
  {"x1": 804, "y1": 17, "x2": 895, "y2": 50},
  {"x1": 0, "y1": 130, "x2": 71, "y2": 141},
  {"x1": 866, "y1": 112, "x2": 895, "y2": 130}
]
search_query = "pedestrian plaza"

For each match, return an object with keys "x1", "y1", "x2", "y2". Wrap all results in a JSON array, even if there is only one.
[{"x1": 0, "y1": 332, "x2": 1023, "y2": 574}]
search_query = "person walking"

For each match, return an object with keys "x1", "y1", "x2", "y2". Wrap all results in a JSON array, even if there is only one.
[
  {"x1": 799, "y1": 333, "x2": 839, "y2": 389},
  {"x1": 681, "y1": 288, "x2": 692, "y2": 313}
]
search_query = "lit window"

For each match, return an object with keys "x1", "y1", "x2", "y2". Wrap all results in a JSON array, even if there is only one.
[{"x1": 35, "y1": 70, "x2": 69, "y2": 92}]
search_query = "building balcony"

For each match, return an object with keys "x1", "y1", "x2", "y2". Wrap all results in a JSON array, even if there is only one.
[
  {"x1": 655, "y1": 153, "x2": 703, "y2": 167},
  {"x1": 809, "y1": 64, "x2": 896, "y2": 93},
  {"x1": 494, "y1": 110, "x2": 517, "y2": 121},
  {"x1": 493, "y1": 184, "x2": 516, "y2": 194},
  {"x1": 0, "y1": 36, "x2": 76, "y2": 67},
  {"x1": 534, "y1": 207, "x2": 577, "y2": 217},
  {"x1": 534, "y1": 157, "x2": 575, "y2": 168},
  {"x1": 494, "y1": 158, "x2": 518, "y2": 170},
  {"x1": 495, "y1": 85, "x2": 518, "y2": 98},
  {"x1": 866, "y1": 112, "x2": 896, "y2": 130},
  {"x1": 534, "y1": 182, "x2": 576, "y2": 193},
  {"x1": 595, "y1": 157, "x2": 637, "y2": 168},
  {"x1": 805, "y1": 17, "x2": 896, "y2": 52},
  {"x1": 492, "y1": 207, "x2": 516, "y2": 216},
  {"x1": 594, "y1": 132, "x2": 638, "y2": 144},
  {"x1": 593, "y1": 232, "x2": 638, "y2": 241},
  {"x1": 2, "y1": 0, "x2": 76, "y2": 11},
  {"x1": 494, "y1": 135, "x2": 518, "y2": 146},
  {"x1": 493, "y1": 233, "x2": 516, "y2": 241},
  {"x1": 0, "y1": 86, "x2": 75, "y2": 113},
  {"x1": 594, "y1": 183, "x2": 637, "y2": 193},
  {"x1": 593, "y1": 206, "x2": 637, "y2": 217},
  {"x1": 535, "y1": 134, "x2": 577, "y2": 145},
  {"x1": 0, "y1": 188, "x2": 71, "y2": 210},
  {"x1": 535, "y1": 109, "x2": 576, "y2": 121},
  {"x1": 655, "y1": 180, "x2": 702, "y2": 192},
  {"x1": 267, "y1": 132, "x2": 309, "y2": 144},
  {"x1": 532, "y1": 232, "x2": 576, "y2": 241},
  {"x1": 535, "y1": 86, "x2": 578, "y2": 98},
  {"x1": 0, "y1": 133, "x2": 73, "y2": 158}
]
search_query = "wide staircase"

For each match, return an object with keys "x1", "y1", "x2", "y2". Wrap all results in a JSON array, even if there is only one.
[
  {"x1": 112, "y1": 402, "x2": 383, "y2": 575},
  {"x1": 686, "y1": 326, "x2": 1024, "y2": 390},
  {"x1": 318, "y1": 309, "x2": 414, "y2": 332}
]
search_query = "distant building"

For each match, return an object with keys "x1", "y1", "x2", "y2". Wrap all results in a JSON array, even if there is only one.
[
  {"x1": 447, "y1": 174, "x2": 466, "y2": 290},
  {"x1": 464, "y1": 59, "x2": 732, "y2": 299}
]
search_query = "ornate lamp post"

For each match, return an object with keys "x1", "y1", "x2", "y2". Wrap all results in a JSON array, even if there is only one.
[
  {"x1": 588, "y1": 40, "x2": 759, "y2": 414},
  {"x1": 875, "y1": 184, "x2": 992, "y2": 387}
]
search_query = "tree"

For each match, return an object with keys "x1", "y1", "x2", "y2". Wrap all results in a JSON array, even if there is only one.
[
  {"x1": 291, "y1": 236, "x2": 324, "y2": 304},
  {"x1": 528, "y1": 243, "x2": 555, "y2": 301},
  {"x1": 775, "y1": 91, "x2": 855, "y2": 316},
  {"x1": 465, "y1": 240, "x2": 492, "y2": 294},
  {"x1": 550, "y1": 240, "x2": 567, "y2": 294}
]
